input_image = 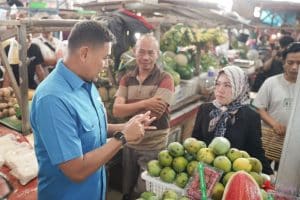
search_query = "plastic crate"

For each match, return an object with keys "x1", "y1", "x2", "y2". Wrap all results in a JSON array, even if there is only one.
[{"x1": 141, "y1": 171, "x2": 185, "y2": 198}]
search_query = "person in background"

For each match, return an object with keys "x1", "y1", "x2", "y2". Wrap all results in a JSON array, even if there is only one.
[
  {"x1": 32, "y1": 31, "x2": 63, "y2": 74},
  {"x1": 2, "y1": 34, "x2": 45, "y2": 89},
  {"x1": 30, "y1": 21, "x2": 154, "y2": 200},
  {"x1": 252, "y1": 36, "x2": 294, "y2": 92},
  {"x1": 192, "y1": 65, "x2": 273, "y2": 175},
  {"x1": 0, "y1": 64, "x2": 4, "y2": 87},
  {"x1": 253, "y1": 42, "x2": 300, "y2": 136},
  {"x1": 113, "y1": 34, "x2": 174, "y2": 200},
  {"x1": 263, "y1": 35, "x2": 294, "y2": 76},
  {"x1": 6, "y1": 0, "x2": 23, "y2": 7}
]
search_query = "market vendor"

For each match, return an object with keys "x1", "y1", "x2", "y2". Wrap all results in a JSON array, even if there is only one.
[
  {"x1": 30, "y1": 21, "x2": 155, "y2": 200},
  {"x1": 113, "y1": 34, "x2": 174, "y2": 200},
  {"x1": 192, "y1": 65, "x2": 273, "y2": 175}
]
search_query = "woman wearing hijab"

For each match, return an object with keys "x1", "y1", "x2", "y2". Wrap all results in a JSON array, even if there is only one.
[{"x1": 192, "y1": 65, "x2": 273, "y2": 174}]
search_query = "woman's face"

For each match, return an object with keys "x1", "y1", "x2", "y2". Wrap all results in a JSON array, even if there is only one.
[{"x1": 214, "y1": 73, "x2": 233, "y2": 105}]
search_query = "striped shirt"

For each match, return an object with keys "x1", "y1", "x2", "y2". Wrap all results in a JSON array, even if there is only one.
[{"x1": 116, "y1": 65, "x2": 174, "y2": 130}]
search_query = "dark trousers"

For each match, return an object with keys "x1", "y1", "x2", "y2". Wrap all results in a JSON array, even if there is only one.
[{"x1": 122, "y1": 146, "x2": 163, "y2": 200}]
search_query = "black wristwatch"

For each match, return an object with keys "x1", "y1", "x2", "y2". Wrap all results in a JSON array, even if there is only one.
[{"x1": 113, "y1": 131, "x2": 127, "y2": 145}]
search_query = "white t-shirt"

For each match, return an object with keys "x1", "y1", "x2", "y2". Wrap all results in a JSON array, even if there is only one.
[{"x1": 253, "y1": 74, "x2": 296, "y2": 127}]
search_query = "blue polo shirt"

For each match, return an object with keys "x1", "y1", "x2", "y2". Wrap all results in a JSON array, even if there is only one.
[{"x1": 30, "y1": 60, "x2": 107, "y2": 200}]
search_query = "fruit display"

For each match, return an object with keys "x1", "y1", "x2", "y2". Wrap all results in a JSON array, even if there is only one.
[
  {"x1": 97, "y1": 85, "x2": 120, "y2": 123},
  {"x1": 162, "y1": 51, "x2": 195, "y2": 81},
  {"x1": 199, "y1": 53, "x2": 218, "y2": 72},
  {"x1": 0, "y1": 87, "x2": 17, "y2": 119},
  {"x1": 137, "y1": 190, "x2": 189, "y2": 200},
  {"x1": 192, "y1": 28, "x2": 228, "y2": 47},
  {"x1": 145, "y1": 137, "x2": 272, "y2": 200},
  {"x1": 160, "y1": 23, "x2": 196, "y2": 52}
]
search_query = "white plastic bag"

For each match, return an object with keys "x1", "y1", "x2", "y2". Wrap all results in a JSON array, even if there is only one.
[{"x1": 7, "y1": 38, "x2": 20, "y2": 65}]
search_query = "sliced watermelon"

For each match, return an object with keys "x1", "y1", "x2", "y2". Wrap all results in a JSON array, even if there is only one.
[{"x1": 222, "y1": 171, "x2": 263, "y2": 200}]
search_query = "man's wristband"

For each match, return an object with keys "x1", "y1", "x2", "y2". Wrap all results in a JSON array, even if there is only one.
[{"x1": 113, "y1": 131, "x2": 127, "y2": 145}]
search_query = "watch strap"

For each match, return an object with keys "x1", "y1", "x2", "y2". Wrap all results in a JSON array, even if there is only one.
[{"x1": 113, "y1": 131, "x2": 127, "y2": 145}]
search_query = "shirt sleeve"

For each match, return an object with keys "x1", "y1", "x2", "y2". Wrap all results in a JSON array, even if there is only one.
[
  {"x1": 34, "y1": 95, "x2": 83, "y2": 165},
  {"x1": 252, "y1": 78, "x2": 271, "y2": 109},
  {"x1": 28, "y1": 43, "x2": 44, "y2": 66},
  {"x1": 115, "y1": 75, "x2": 128, "y2": 98},
  {"x1": 155, "y1": 73, "x2": 174, "y2": 105}
]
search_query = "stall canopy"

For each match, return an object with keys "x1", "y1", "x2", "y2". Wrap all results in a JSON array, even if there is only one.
[
  {"x1": 253, "y1": 0, "x2": 300, "y2": 27},
  {"x1": 260, "y1": 10, "x2": 297, "y2": 27}
]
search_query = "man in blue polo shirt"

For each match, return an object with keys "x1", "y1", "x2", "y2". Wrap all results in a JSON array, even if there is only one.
[{"x1": 30, "y1": 21, "x2": 153, "y2": 200}]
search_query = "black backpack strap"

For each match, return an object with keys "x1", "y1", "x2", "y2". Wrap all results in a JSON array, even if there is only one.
[{"x1": 39, "y1": 38, "x2": 56, "y2": 52}]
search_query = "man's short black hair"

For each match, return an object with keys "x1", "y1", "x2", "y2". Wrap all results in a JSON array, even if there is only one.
[
  {"x1": 282, "y1": 42, "x2": 300, "y2": 60},
  {"x1": 279, "y1": 35, "x2": 295, "y2": 49},
  {"x1": 68, "y1": 20, "x2": 115, "y2": 52}
]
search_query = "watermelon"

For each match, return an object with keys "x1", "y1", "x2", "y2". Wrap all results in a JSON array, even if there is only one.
[{"x1": 222, "y1": 171, "x2": 263, "y2": 200}]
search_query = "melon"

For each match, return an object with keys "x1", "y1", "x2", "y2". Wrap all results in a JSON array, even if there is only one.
[
  {"x1": 174, "y1": 53, "x2": 188, "y2": 67},
  {"x1": 222, "y1": 171, "x2": 263, "y2": 200},
  {"x1": 208, "y1": 137, "x2": 231, "y2": 155}
]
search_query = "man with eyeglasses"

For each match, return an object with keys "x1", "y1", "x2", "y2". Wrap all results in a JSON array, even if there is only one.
[{"x1": 113, "y1": 34, "x2": 174, "y2": 200}]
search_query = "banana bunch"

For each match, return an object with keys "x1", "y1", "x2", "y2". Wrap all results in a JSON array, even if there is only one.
[{"x1": 192, "y1": 28, "x2": 228, "y2": 46}]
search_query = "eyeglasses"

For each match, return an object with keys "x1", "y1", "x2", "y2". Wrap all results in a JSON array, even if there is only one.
[{"x1": 0, "y1": 174, "x2": 13, "y2": 199}]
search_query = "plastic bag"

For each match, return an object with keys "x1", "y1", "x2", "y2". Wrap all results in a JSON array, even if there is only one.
[
  {"x1": 10, "y1": 162, "x2": 38, "y2": 185},
  {"x1": 186, "y1": 162, "x2": 223, "y2": 200},
  {"x1": 267, "y1": 190, "x2": 299, "y2": 200},
  {"x1": 7, "y1": 38, "x2": 20, "y2": 65},
  {"x1": 0, "y1": 173, "x2": 13, "y2": 199}
]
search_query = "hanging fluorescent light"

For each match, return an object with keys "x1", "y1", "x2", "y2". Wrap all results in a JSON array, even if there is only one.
[
  {"x1": 263, "y1": 0, "x2": 300, "y2": 3},
  {"x1": 135, "y1": 32, "x2": 141, "y2": 40},
  {"x1": 271, "y1": 34, "x2": 277, "y2": 40},
  {"x1": 254, "y1": 6, "x2": 261, "y2": 18},
  {"x1": 277, "y1": 32, "x2": 282, "y2": 38},
  {"x1": 153, "y1": 12, "x2": 162, "y2": 16}
]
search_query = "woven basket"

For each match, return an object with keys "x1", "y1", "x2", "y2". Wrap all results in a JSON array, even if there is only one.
[{"x1": 261, "y1": 126, "x2": 285, "y2": 161}]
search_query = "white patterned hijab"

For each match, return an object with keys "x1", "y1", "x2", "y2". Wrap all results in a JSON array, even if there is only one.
[
  {"x1": 209, "y1": 65, "x2": 250, "y2": 136},
  {"x1": 217, "y1": 65, "x2": 250, "y2": 105}
]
